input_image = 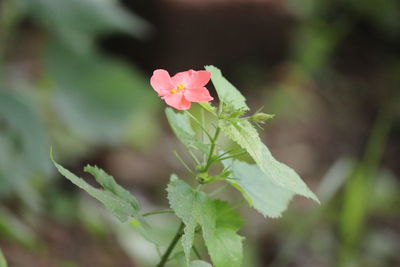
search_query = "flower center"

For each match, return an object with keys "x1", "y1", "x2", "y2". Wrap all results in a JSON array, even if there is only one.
[{"x1": 171, "y1": 83, "x2": 185, "y2": 94}]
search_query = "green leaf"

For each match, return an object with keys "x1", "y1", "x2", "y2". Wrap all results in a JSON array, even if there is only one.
[
  {"x1": 213, "y1": 200, "x2": 243, "y2": 230},
  {"x1": 219, "y1": 119, "x2": 319, "y2": 203},
  {"x1": 205, "y1": 66, "x2": 249, "y2": 111},
  {"x1": 167, "y1": 175, "x2": 216, "y2": 264},
  {"x1": 224, "y1": 160, "x2": 294, "y2": 217},
  {"x1": 84, "y1": 165, "x2": 140, "y2": 211},
  {"x1": 50, "y1": 149, "x2": 145, "y2": 224},
  {"x1": 167, "y1": 176, "x2": 243, "y2": 267},
  {"x1": 198, "y1": 102, "x2": 217, "y2": 115},
  {"x1": 190, "y1": 260, "x2": 212, "y2": 267},
  {"x1": 166, "y1": 108, "x2": 209, "y2": 153},
  {"x1": 205, "y1": 201, "x2": 243, "y2": 267},
  {"x1": 0, "y1": 248, "x2": 7, "y2": 267},
  {"x1": 205, "y1": 228, "x2": 243, "y2": 267}
]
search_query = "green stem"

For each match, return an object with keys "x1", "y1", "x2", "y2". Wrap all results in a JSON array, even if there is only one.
[
  {"x1": 188, "y1": 149, "x2": 201, "y2": 165},
  {"x1": 201, "y1": 108, "x2": 205, "y2": 144},
  {"x1": 173, "y1": 150, "x2": 194, "y2": 174},
  {"x1": 193, "y1": 245, "x2": 202, "y2": 259},
  {"x1": 142, "y1": 209, "x2": 174, "y2": 217},
  {"x1": 203, "y1": 127, "x2": 221, "y2": 172},
  {"x1": 209, "y1": 184, "x2": 228, "y2": 197},
  {"x1": 157, "y1": 222, "x2": 184, "y2": 267},
  {"x1": 216, "y1": 151, "x2": 247, "y2": 161},
  {"x1": 185, "y1": 110, "x2": 212, "y2": 141}
]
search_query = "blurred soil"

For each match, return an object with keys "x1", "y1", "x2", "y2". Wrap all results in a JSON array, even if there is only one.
[{"x1": 0, "y1": 221, "x2": 134, "y2": 267}]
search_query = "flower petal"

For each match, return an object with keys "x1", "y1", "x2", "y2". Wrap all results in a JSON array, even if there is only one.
[
  {"x1": 185, "y1": 87, "x2": 214, "y2": 103},
  {"x1": 150, "y1": 69, "x2": 174, "y2": 96},
  {"x1": 163, "y1": 93, "x2": 191, "y2": 110},
  {"x1": 172, "y1": 70, "x2": 211, "y2": 88},
  {"x1": 171, "y1": 70, "x2": 191, "y2": 86}
]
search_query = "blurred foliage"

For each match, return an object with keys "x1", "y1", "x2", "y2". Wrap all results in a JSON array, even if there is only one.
[
  {"x1": 12, "y1": 0, "x2": 151, "y2": 52},
  {"x1": 0, "y1": 0, "x2": 160, "y2": 263},
  {"x1": 0, "y1": 0, "x2": 159, "y2": 193},
  {"x1": 0, "y1": 92, "x2": 50, "y2": 196},
  {"x1": 339, "y1": 109, "x2": 394, "y2": 266},
  {"x1": 0, "y1": 0, "x2": 399, "y2": 266},
  {"x1": 46, "y1": 41, "x2": 159, "y2": 147}
]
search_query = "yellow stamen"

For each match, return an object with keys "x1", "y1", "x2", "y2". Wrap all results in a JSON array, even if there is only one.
[
  {"x1": 177, "y1": 83, "x2": 184, "y2": 91},
  {"x1": 170, "y1": 89, "x2": 177, "y2": 94}
]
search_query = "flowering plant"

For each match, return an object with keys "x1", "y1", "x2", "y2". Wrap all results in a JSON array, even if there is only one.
[{"x1": 51, "y1": 66, "x2": 318, "y2": 267}]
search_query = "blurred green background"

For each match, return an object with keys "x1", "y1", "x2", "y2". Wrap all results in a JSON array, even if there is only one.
[{"x1": 0, "y1": 0, "x2": 399, "y2": 266}]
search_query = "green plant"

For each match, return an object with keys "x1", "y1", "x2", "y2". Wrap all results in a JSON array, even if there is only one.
[{"x1": 51, "y1": 66, "x2": 318, "y2": 267}]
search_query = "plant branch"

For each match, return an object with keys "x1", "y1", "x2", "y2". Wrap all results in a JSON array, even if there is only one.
[
  {"x1": 203, "y1": 127, "x2": 221, "y2": 172},
  {"x1": 142, "y1": 209, "x2": 174, "y2": 217},
  {"x1": 209, "y1": 184, "x2": 228, "y2": 197},
  {"x1": 157, "y1": 222, "x2": 184, "y2": 267},
  {"x1": 173, "y1": 150, "x2": 194, "y2": 174},
  {"x1": 185, "y1": 110, "x2": 213, "y2": 141},
  {"x1": 188, "y1": 149, "x2": 201, "y2": 165},
  {"x1": 216, "y1": 151, "x2": 247, "y2": 161}
]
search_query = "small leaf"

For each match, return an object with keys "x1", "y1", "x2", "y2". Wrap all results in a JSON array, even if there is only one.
[
  {"x1": 219, "y1": 119, "x2": 319, "y2": 203},
  {"x1": 190, "y1": 260, "x2": 212, "y2": 267},
  {"x1": 166, "y1": 108, "x2": 209, "y2": 153},
  {"x1": 224, "y1": 160, "x2": 294, "y2": 217},
  {"x1": 50, "y1": 149, "x2": 145, "y2": 224},
  {"x1": 205, "y1": 65, "x2": 249, "y2": 111}
]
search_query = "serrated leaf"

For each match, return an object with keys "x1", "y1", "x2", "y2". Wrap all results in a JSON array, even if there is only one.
[
  {"x1": 205, "y1": 66, "x2": 249, "y2": 111},
  {"x1": 84, "y1": 165, "x2": 140, "y2": 211},
  {"x1": 205, "y1": 228, "x2": 243, "y2": 267},
  {"x1": 219, "y1": 119, "x2": 319, "y2": 203},
  {"x1": 205, "y1": 201, "x2": 244, "y2": 267},
  {"x1": 190, "y1": 260, "x2": 212, "y2": 267},
  {"x1": 166, "y1": 108, "x2": 209, "y2": 153},
  {"x1": 167, "y1": 175, "x2": 216, "y2": 264},
  {"x1": 51, "y1": 150, "x2": 145, "y2": 224},
  {"x1": 167, "y1": 176, "x2": 243, "y2": 267},
  {"x1": 224, "y1": 160, "x2": 294, "y2": 217}
]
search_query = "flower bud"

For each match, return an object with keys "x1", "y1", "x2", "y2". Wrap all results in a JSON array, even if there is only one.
[{"x1": 250, "y1": 112, "x2": 275, "y2": 123}]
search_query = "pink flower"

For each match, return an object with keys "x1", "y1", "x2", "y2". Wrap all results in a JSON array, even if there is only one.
[{"x1": 150, "y1": 69, "x2": 213, "y2": 110}]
